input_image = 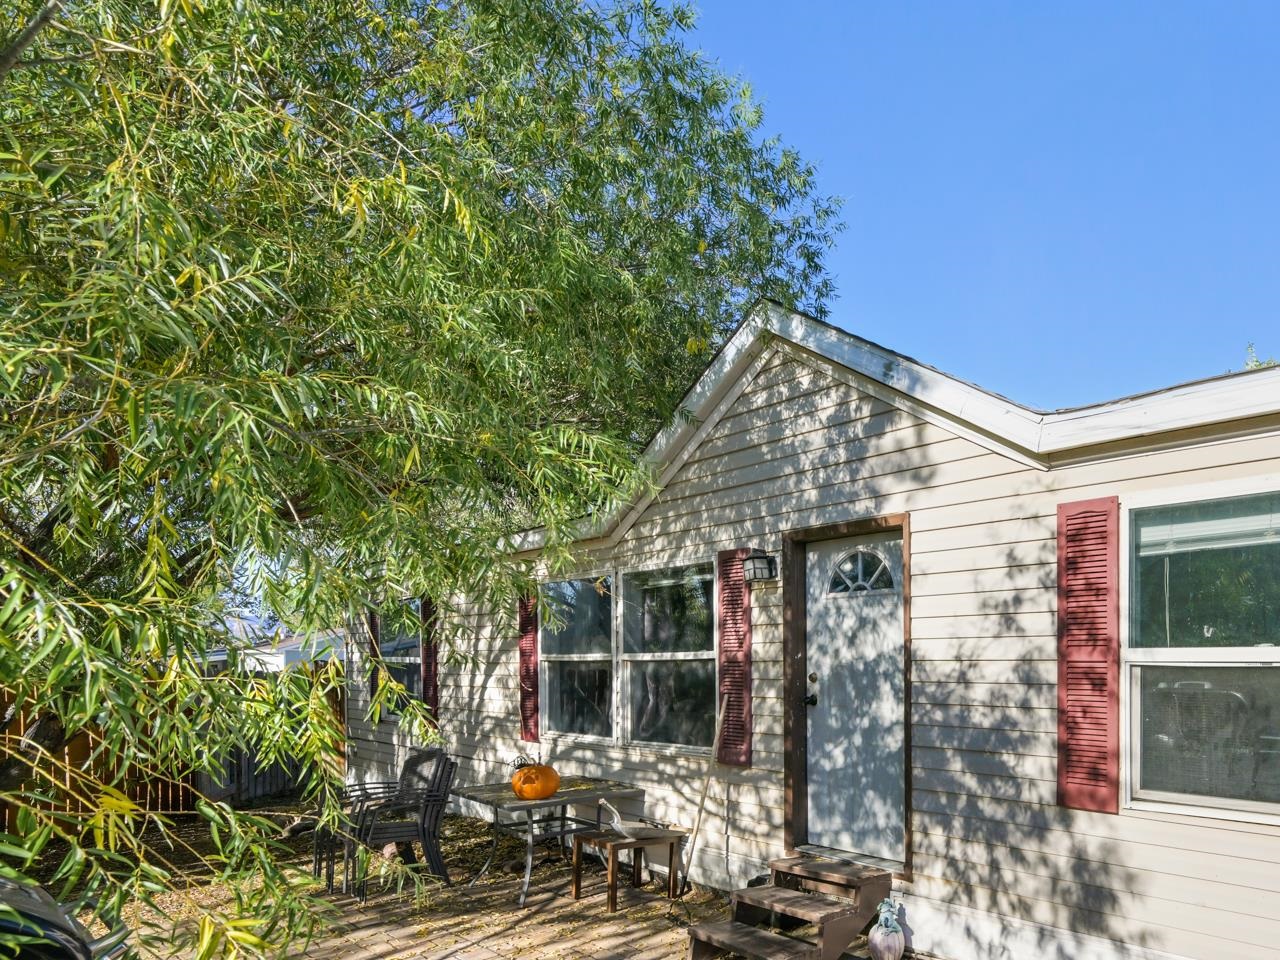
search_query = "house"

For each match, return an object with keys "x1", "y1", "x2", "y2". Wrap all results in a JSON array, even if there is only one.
[
  {"x1": 208, "y1": 619, "x2": 348, "y2": 673},
  {"x1": 346, "y1": 300, "x2": 1280, "y2": 960}
]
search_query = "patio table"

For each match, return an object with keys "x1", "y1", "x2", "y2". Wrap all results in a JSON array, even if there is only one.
[{"x1": 453, "y1": 777, "x2": 645, "y2": 907}]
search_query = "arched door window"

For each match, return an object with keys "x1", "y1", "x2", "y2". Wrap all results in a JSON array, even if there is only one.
[{"x1": 828, "y1": 550, "x2": 894, "y2": 595}]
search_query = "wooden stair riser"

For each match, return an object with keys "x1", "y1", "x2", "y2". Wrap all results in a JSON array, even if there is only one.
[
  {"x1": 687, "y1": 858, "x2": 893, "y2": 960},
  {"x1": 733, "y1": 885, "x2": 884, "y2": 960},
  {"x1": 772, "y1": 873, "x2": 861, "y2": 901},
  {"x1": 686, "y1": 920, "x2": 819, "y2": 960}
]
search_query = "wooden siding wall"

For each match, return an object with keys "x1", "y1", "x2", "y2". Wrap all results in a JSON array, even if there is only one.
[{"x1": 346, "y1": 346, "x2": 1280, "y2": 960}]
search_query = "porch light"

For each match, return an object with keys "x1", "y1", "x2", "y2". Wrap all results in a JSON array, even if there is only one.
[{"x1": 742, "y1": 549, "x2": 778, "y2": 583}]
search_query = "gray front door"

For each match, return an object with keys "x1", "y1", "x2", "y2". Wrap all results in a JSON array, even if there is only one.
[{"x1": 804, "y1": 532, "x2": 906, "y2": 862}]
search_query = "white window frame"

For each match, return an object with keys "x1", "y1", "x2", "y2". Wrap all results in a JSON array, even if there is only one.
[
  {"x1": 538, "y1": 573, "x2": 616, "y2": 745},
  {"x1": 537, "y1": 556, "x2": 719, "y2": 756},
  {"x1": 370, "y1": 599, "x2": 425, "y2": 722},
  {"x1": 1119, "y1": 473, "x2": 1280, "y2": 825},
  {"x1": 619, "y1": 561, "x2": 718, "y2": 752}
]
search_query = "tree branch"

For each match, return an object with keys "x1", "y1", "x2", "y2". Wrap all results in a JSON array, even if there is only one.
[{"x1": 0, "y1": 0, "x2": 63, "y2": 84}]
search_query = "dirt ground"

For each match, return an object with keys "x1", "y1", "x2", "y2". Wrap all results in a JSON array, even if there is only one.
[{"x1": 124, "y1": 813, "x2": 731, "y2": 959}]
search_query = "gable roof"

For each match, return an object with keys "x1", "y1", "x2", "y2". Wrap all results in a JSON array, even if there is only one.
[{"x1": 515, "y1": 300, "x2": 1280, "y2": 552}]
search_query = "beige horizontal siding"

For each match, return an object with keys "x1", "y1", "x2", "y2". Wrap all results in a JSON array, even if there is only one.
[{"x1": 350, "y1": 343, "x2": 1280, "y2": 960}]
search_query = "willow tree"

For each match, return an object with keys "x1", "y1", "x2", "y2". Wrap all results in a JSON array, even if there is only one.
[{"x1": 0, "y1": 0, "x2": 836, "y2": 954}]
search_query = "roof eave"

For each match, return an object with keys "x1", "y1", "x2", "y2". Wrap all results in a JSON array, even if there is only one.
[{"x1": 512, "y1": 302, "x2": 1280, "y2": 553}]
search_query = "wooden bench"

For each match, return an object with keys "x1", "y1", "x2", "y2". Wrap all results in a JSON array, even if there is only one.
[{"x1": 571, "y1": 828, "x2": 687, "y2": 913}]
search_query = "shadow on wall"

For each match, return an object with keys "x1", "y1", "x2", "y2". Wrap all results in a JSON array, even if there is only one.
[
  {"x1": 412, "y1": 353, "x2": 1160, "y2": 957},
  {"x1": 649, "y1": 350, "x2": 1156, "y2": 956},
  {"x1": 905, "y1": 537, "x2": 1149, "y2": 959}
]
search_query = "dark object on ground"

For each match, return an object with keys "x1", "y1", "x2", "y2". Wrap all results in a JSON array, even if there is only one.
[{"x1": 0, "y1": 878, "x2": 129, "y2": 959}]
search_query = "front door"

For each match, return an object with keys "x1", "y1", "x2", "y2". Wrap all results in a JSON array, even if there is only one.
[{"x1": 804, "y1": 532, "x2": 906, "y2": 863}]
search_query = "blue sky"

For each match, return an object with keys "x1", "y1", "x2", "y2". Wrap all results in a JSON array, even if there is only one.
[{"x1": 689, "y1": 1, "x2": 1279, "y2": 409}]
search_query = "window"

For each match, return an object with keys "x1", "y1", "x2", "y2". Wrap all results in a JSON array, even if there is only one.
[
  {"x1": 828, "y1": 550, "x2": 894, "y2": 594},
  {"x1": 1128, "y1": 491, "x2": 1280, "y2": 812},
  {"x1": 538, "y1": 562, "x2": 718, "y2": 750},
  {"x1": 622, "y1": 563, "x2": 716, "y2": 748},
  {"x1": 541, "y1": 577, "x2": 613, "y2": 738},
  {"x1": 371, "y1": 599, "x2": 424, "y2": 705}
]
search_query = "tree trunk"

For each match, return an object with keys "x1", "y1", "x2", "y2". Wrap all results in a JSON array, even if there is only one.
[{"x1": 0, "y1": 711, "x2": 68, "y2": 793}]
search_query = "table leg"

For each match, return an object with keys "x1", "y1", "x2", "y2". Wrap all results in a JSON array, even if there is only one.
[
  {"x1": 667, "y1": 841, "x2": 678, "y2": 899},
  {"x1": 519, "y1": 810, "x2": 535, "y2": 909},
  {"x1": 607, "y1": 846, "x2": 618, "y2": 913},
  {"x1": 571, "y1": 836, "x2": 582, "y2": 900},
  {"x1": 632, "y1": 847, "x2": 642, "y2": 888},
  {"x1": 467, "y1": 818, "x2": 501, "y2": 888}
]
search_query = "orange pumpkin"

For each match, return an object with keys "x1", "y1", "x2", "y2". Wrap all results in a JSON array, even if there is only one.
[{"x1": 510, "y1": 763, "x2": 560, "y2": 800}]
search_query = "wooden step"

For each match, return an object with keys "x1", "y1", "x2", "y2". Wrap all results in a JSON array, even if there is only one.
[
  {"x1": 687, "y1": 920, "x2": 819, "y2": 960},
  {"x1": 769, "y1": 856, "x2": 890, "y2": 889},
  {"x1": 733, "y1": 885, "x2": 862, "y2": 925}
]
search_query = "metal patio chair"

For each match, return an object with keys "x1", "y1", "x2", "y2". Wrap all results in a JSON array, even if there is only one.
[
  {"x1": 311, "y1": 747, "x2": 443, "y2": 892},
  {"x1": 348, "y1": 754, "x2": 457, "y2": 901}
]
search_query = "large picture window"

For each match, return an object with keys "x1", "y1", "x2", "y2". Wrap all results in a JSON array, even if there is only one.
[
  {"x1": 622, "y1": 563, "x2": 716, "y2": 748},
  {"x1": 541, "y1": 577, "x2": 613, "y2": 738},
  {"x1": 1129, "y1": 491, "x2": 1280, "y2": 812}
]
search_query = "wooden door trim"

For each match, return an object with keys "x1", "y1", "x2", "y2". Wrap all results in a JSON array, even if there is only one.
[{"x1": 781, "y1": 512, "x2": 913, "y2": 881}]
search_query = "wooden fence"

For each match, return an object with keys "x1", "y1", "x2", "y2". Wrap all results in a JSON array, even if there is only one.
[
  {"x1": 2, "y1": 680, "x2": 344, "y2": 833},
  {"x1": 1, "y1": 726, "x2": 333, "y2": 834},
  {"x1": 197, "y1": 748, "x2": 306, "y2": 807},
  {"x1": 0, "y1": 718, "x2": 198, "y2": 834}
]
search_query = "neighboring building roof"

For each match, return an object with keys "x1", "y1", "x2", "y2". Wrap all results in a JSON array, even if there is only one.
[
  {"x1": 515, "y1": 299, "x2": 1280, "y2": 552},
  {"x1": 209, "y1": 622, "x2": 347, "y2": 671}
]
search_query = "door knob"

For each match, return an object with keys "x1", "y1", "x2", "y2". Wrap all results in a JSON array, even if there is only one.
[{"x1": 803, "y1": 693, "x2": 818, "y2": 707}]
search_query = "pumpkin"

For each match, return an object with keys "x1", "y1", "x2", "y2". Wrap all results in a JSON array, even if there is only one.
[
  {"x1": 867, "y1": 898, "x2": 905, "y2": 960},
  {"x1": 510, "y1": 761, "x2": 560, "y2": 800}
]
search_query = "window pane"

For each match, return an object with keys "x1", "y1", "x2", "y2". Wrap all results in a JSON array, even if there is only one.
[
  {"x1": 373, "y1": 601, "x2": 422, "y2": 704},
  {"x1": 1137, "y1": 665, "x2": 1280, "y2": 806},
  {"x1": 1131, "y1": 492, "x2": 1280, "y2": 648},
  {"x1": 378, "y1": 624, "x2": 421, "y2": 659},
  {"x1": 628, "y1": 660, "x2": 716, "y2": 747},
  {"x1": 546, "y1": 660, "x2": 612, "y2": 737},
  {"x1": 385, "y1": 661, "x2": 422, "y2": 699},
  {"x1": 541, "y1": 578, "x2": 612, "y2": 655},
  {"x1": 622, "y1": 563, "x2": 714, "y2": 654}
]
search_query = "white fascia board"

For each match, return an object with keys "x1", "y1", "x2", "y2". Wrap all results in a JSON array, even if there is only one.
[
  {"x1": 512, "y1": 302, "x2": 1280, "y2": 553},
  {"x1": 762, "y1": 301, "x2": 1048, "y2": 456},
  {"x1": 1039, "y1": 366, "x2": 1280, "y2": 449},
  {"x1": 764, "y1": 302, "x2": 1280, "y2": 456}
]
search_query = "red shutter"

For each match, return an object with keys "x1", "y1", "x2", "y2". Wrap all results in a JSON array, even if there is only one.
[
  {"x1": 1057, "y1": 497, "x2": 1120, "y2": 814},
  {"x1": 517, "y1": 595, "x2": 539, "y2": 742},
  {"x1": 366, "y1": 611, "x2": 381, "y2": 701},
  {"x1": 717, "y1": 549, "x2": 753, "y2": 766},
  {"x1": 421, "y1": 597, "x2": 440, "y2": 723}
]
